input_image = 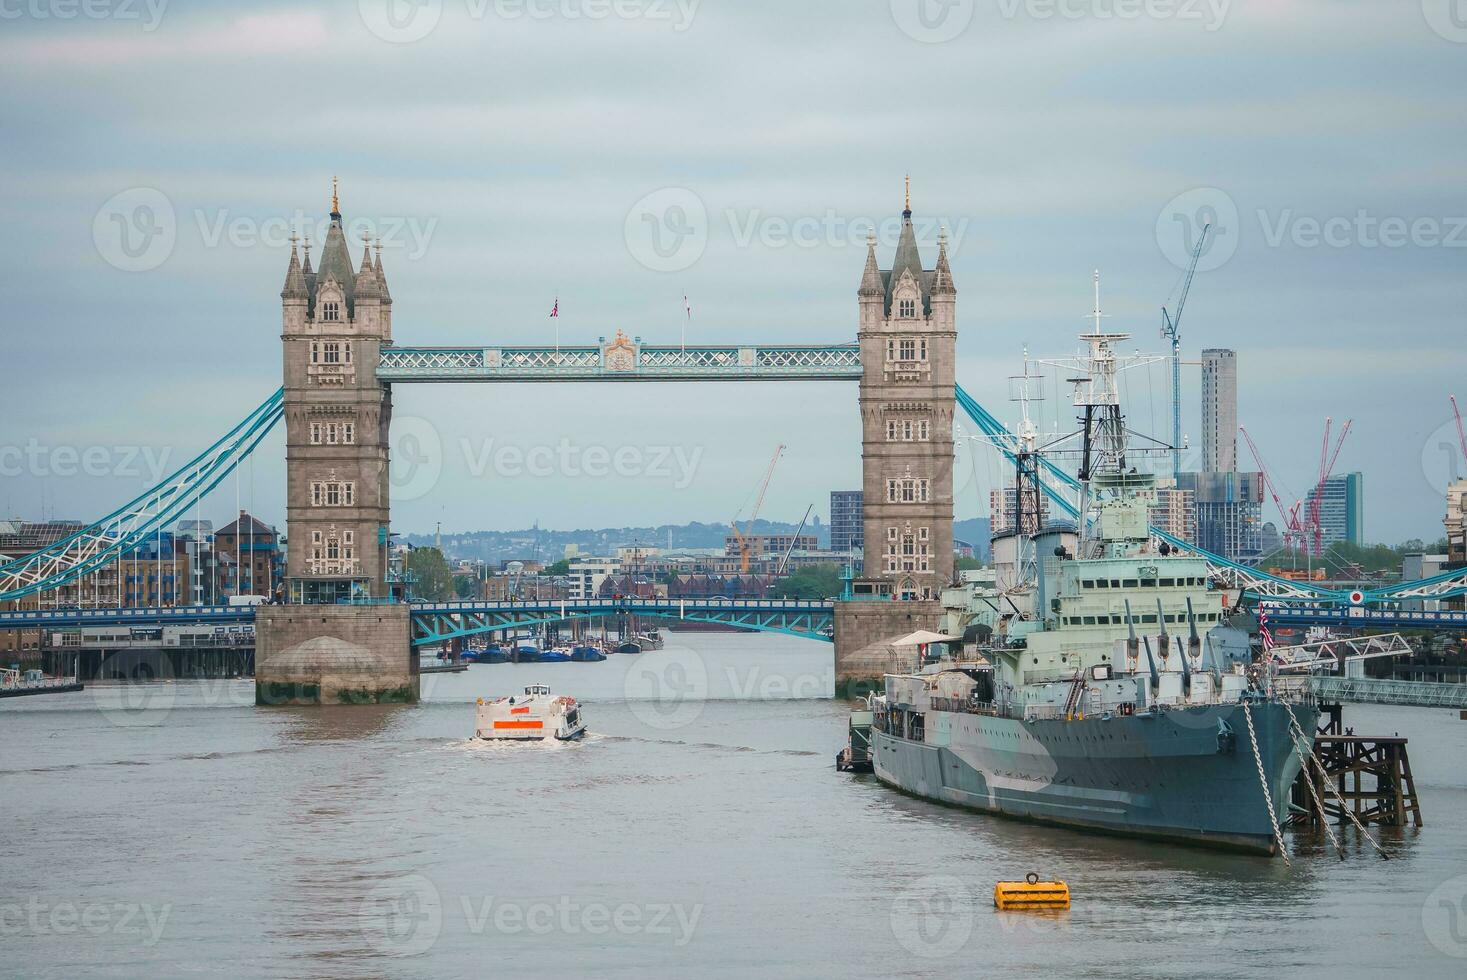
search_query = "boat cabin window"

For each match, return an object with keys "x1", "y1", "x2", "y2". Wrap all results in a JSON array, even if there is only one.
[
  {"x1": 1095, "y1": 579, "x2": 1108, "y2": 589},
  {"x1": 1082, "y1": 580, "x2": 1095, "y2": 589},
  {"x1": 1160, "y1": 578, "x2": 1174, "y2": 587},
  {"x1": 1123, "y1": 579, "x2": 1138, "y2": 588},
  {"x1": 1141, "y1": 614, "x2": 1156, "y2": 623},
  {"x1": 1140, "y1": 578, "x2": 1156, "y2": 588},
  {"x1": 1111, "y1": 579, "x2": 1121, "y2": 588}
]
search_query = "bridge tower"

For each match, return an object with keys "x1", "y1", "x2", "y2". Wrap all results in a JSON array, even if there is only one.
[
  {"x1": 257, "y1": 186, "x2": 415, "y2": 706},
  {"x1": 853, "y1": 188, "x2": 956, "y2": 600},
  {"x1": 835, "y1": 189, "x2": 956, "y2": 693},
  {"x1": 279, "y1": 186, "x2": 394, "y2": 603}
]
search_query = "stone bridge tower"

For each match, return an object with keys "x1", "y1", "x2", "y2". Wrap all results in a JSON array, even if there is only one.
[
  {"x1": 854, "y1": 189, "x2": 956, "y2": 600},
  {"x1": 279, "y1": 184, "x2": 394, "y2": 603}
]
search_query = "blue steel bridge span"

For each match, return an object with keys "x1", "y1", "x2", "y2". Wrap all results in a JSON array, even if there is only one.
[
  {"x1": 0, "y1": 598, "x2": 837, "y2": 646},
  {"x1": 12, "y1": 598, "x2": 1467, "y2": 647}
]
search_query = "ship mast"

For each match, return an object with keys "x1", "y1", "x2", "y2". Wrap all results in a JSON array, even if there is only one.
[
  {"x1": 1073, "y1": 271, "x2": 1131, "y2": 551},
  {"x1": 1009, "y1": 350, "x2": 1046, "y2": 585}
]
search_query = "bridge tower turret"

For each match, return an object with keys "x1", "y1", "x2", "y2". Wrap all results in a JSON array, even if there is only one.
[
  {"x1": 853, "y1": 186, "x2": 956, "y2": 600},
  {"x1": 279, "y1": 184, "x2": 394, "y2": 603}
]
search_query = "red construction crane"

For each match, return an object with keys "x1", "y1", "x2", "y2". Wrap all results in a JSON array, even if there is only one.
[
  {"x1": 1305, "y1": 417, "x2": 1352, "y2": 557},
  {"x1": 1240, "y1": 426, "x2": 1306, "y2": 553}
]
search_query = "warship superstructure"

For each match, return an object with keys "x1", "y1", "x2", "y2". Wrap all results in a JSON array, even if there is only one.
[{"x1": 866, "y1": 282, "x2": 1317, "y2": 854}]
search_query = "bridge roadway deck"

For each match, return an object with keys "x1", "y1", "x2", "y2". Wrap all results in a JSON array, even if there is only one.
[
  {"x1": 0, "y1": 598, "x2": 838, "y2": 639},
  {"x1": 1264, "y1": 604, "x2": 1467, "y2": 631}
]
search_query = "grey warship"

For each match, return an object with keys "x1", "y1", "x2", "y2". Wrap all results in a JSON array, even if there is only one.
[{"x1": 867, "y1": 301, "x2": 1317, "y2": 855}]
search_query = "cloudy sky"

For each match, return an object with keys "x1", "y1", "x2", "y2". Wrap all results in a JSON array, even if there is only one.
[{"x1": 1, "y1": 0, "x2": 1463, "y2": 543}]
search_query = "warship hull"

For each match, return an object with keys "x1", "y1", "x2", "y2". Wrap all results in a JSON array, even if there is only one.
[{"x1": 872, "y1": 700, "x2": 1316, "y2": 854}]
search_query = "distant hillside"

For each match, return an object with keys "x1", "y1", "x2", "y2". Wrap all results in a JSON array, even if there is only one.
[
  {"x1": 407, "y1": 515, "x2": 990, "y2": 563},
  {"x1": 403, "y1": 518, "x2": 827, "y2": 563}
]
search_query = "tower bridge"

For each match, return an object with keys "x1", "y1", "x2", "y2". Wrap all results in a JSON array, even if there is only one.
[{"x1": 4, "y1": 187, "x2": 1467, "y2": 704}]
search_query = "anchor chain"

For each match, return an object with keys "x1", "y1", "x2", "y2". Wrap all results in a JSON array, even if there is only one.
[
  {"x1": 1284, "y1": 707, "x2": 1391, "y2": 861},
  {"x1": 1242, "y1": 701, "x2": 1291, "y2": 865},
  {"x1": 1288, "y1": 726, "x2": 1345, "y2": 860}
]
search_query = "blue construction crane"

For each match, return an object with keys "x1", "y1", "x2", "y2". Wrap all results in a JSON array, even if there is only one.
[{"x1": 1161, "y1": 223, "x2": 1209, "y2": 479}]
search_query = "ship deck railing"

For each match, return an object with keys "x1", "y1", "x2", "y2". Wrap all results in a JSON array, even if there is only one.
[
  {"x1": 929, "y1": 696, "x2": 1007, "y2": 717},
  {"x1": 927, "y1": 688, "x2": 1314, "y2": 722}
]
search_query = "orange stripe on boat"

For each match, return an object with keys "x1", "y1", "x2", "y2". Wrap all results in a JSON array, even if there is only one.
[
  {"x1": 494, "y1": 720, "x2": 544, "y2": 729},
  {"x1": 510, "y1": 706, "x2": 531, "y2": 714}
]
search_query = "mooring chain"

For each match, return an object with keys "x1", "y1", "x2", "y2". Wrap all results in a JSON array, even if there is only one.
[
  {"x1": 1243, "y1": 701, "x2": 1291, "y2": 865},
  {"x1": 1289, "y1": 727, "x2": 1345, "y2": 860},
  {"x1": 1284, "y1": 708, "x2": 1390, "y2": 861}
]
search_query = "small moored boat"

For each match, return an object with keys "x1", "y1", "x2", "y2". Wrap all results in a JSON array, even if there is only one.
[{"x1": 475, "y1": 685, "x2": 586, "y2": 741}]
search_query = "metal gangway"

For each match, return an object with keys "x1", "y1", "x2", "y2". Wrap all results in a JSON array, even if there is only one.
[{"x1": 1311, "y1": 675, "x2": 1467, "y2": 709}]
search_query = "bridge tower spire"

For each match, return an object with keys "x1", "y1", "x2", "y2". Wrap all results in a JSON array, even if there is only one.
[
  {"x1": 853, "y1": 187, "x2": 956, "y2": 601},
  {"x1": 279, "y1": 195, "x2": 394, "y2": 603}
]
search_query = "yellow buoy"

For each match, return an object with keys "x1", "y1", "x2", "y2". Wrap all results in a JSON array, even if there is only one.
[{"x1": 994, "y1": 872, "x2": 1070, "y2": 910}]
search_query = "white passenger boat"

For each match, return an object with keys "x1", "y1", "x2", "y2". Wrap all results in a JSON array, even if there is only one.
[{"x1": 475, "y1": 684, "x2": 586, "y2": 741}]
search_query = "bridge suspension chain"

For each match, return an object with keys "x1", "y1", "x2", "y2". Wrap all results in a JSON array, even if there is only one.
[{"x1": 0, "y1": 388, "x2": 285, "y2": 602}]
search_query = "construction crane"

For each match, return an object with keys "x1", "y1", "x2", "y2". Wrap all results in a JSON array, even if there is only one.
[
  {"x1": 1161, "y1": 223, "x2": 1210, "y2": 479},
  {"x1": 1451, "y1": 396, "x2": 1467, "y2": 470},
  {"x1": 776, "y1": 504, "x2": 815, "y2": 578},
  {"x1": 1305, "y1": 417, "x2": 1353, "y2": 557},
  {"x1": 730, "y1": 445, "x2": 784, "y2": 574},
  {"x1": 1240, "y1": 426, "x2": 1307, "y2": 553}
]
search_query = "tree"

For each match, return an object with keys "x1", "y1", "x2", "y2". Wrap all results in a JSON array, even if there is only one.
[
  {"x1": 955, "y1": 556, "x2": 984, "y2": 572},
  {"x1": 452, "y1": 573, "x2": 478, "y2": 599},
  {"x1": 770, "y1": 563, "x2": 843, "y2": 600},
  {"x1": 407, "y1": 547, "x2": 454, "y2": 600},
  {"x1": 543, "y1": 558, "x2": 571, "y2": 577}
]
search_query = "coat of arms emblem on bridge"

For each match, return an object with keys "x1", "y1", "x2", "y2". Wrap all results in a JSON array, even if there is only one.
[{"x1": 602, "y1": 330, "x2": 638, "y2": 372}]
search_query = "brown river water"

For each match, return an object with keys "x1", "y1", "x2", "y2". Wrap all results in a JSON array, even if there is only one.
[{"x1": 4, "y1": 632, "x2": 1466, "y2": 978}]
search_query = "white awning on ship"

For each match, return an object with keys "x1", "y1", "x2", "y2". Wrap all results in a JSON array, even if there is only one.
[{"x1": 889, "y1": 629, "x2": 964, "y2": 647}]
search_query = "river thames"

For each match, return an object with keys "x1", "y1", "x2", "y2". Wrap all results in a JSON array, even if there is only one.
[{"x1": 4, "y1": 633, "x2": 1467, "y2": 978}]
